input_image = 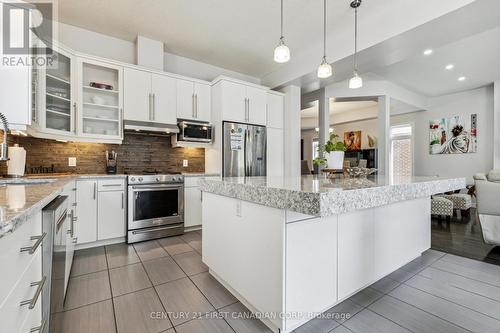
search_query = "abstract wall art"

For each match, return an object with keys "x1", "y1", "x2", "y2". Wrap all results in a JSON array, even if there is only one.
[
  {"x1": 429, "y1": 114, "x2": 477, "y2": 154},
  {"x1": 344, "y1": 131, "x2": 362, "y2": 151}
]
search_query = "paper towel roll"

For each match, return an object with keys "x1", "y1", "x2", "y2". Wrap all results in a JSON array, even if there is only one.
[{"x1": 7, "y1": 145, "x2": 26, "y2": 177}]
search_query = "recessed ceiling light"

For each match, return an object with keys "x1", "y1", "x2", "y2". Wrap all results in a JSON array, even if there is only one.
[
  {"x1": 458, "y1": 76, "x2": 466, "y2": 81},
  {"x1": 445, "y1": 64, "x2": 454, "y2": 70},
  {"x1": 423, "y1": 49, "x2": 433, "y2": 56}
]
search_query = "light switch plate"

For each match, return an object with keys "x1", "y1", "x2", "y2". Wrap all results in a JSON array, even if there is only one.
[
  {"x1": 183, "y1": 159, "x2": 188, "y2": 167},
  {"x1": 68, "y1": 157, "x2": 77, "y2": 167}
]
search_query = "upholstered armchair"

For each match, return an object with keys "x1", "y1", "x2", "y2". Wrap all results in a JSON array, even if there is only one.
[{"x1": 474, "y1": 171, "x2": 500, "y2": 246}]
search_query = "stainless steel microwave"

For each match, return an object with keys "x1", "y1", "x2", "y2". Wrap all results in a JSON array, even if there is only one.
[{"x1": 177, "y1": 120, "x2": 213, "y2": 143}]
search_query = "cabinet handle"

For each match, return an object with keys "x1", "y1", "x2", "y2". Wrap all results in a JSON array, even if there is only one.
[
  {"x1": 152, "y1": 93, "x2": 156, "y2": 120},
  {"x1": 30, "y1": 318, "x2": 46, "y2": 333},
  {"x1": 120, "y1": 108, "x2": 124, "y2": 137},
  {"x1": 20, "y1": 276, "x2": 46, "y2": 309},
  {"x1": 102, "y1": 184, "x2": 122, "y2": 187},
  {"x1": 93, "y1": 183, "x2": 97, "y2": 200},
  {"x1": 20, "y1": 233, "x2": 46, "y2": 254},
  {"x1": 247, "y1": 98, "x2": 250, "y2": 122},
  {"x1": 73, "y1": 102, "x2": 77, "y2": 132},
  {"x1": 192, "y1": 93, "x2": 195, "y2": 118},
  {"x1": 69, "y1": 210, "x2": 75, "y2": 238},
  {"x1": 148, "y1": 93, "x2": 153, "y2": 120},
  {"x1": 121, "y1": 192, "x2": 124, "y2": 209},
  {"x1": 195, "y1": 94, "x2": 198, "y2": 118}
]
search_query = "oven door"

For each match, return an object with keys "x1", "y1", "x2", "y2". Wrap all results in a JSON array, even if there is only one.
[{"x1": 128, "y1": 184, "x2": 184, "y2": 230}]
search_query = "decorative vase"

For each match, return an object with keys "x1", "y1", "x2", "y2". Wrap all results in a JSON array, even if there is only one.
[{"x1": 326, "y1": 151, "x2": 345, "y2": 170}]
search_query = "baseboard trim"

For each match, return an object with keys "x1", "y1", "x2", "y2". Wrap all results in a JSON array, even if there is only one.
[{"x1": 75, "y1": 237, "x2": 125, "y2": 250}]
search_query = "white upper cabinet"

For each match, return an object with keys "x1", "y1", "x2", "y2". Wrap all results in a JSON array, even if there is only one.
[
  {"x1": 246, "y1": 86, "x2": 267, "y2": 125},
  {"x1": 194, "y1": 82, "x2": 211, "y2": 122},
  {"x1": 124, "y1": 68, "x2": 178, "y2": 124},
  {"x1": 123, "y1": 67, "x2": 152, "y2": 122},
  {"x1": 151, "y1": 74, "x2": 177, "y2": 124},
  {"x1": 0, "y1": 66, "x2": 31, "y2": 127},
  {"x1": 176, "y1": 79, "x2": 211, "y2": 122},
  {"x1": 219, "y1": 80, "x2": 247, "y2": 123},
  {"x1": 77, "y1": 57, "x2": 123, "y2": 141},
  {"x1": 267, "y1": 92, "x2": 284, "y2": 129},
  {"x1": 177, "y1": 79, "x2": 195, "y2": 120},
  {"x1": 32, "y1": 47, "x2": 77, "y2": 136},
  {"x1": 217, "y1": 79, "x2": 267, "y2": 125}
]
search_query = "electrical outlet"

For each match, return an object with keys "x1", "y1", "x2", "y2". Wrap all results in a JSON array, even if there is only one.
[
  {"x1": 183, "y1": 159, "x2": 188, "y2": 167},
  {"x1": 68, "y1": 157, "x2": 77, "y2": 167}
]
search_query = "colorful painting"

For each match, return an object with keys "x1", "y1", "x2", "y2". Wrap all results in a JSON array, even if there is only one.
[
  {"x1": 344, "y1": 131, "x2": 362, "y2": 151},
  {"x1": 429, "y1": 114, "x2": 477, "y2": 154}
]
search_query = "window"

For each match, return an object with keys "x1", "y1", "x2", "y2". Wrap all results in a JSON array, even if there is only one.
[
  {"x1": 390, "y1": 124, "x2": 413, "y2": 177},
  {"x1": 312, "y1": 139, "x2": 319, "y2": 161}
]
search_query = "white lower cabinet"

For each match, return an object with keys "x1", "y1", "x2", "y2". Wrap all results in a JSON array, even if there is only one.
[
  {"x1": 184, "y1": 187, "x2": 202, "y2": 228},
  {"x1": 98, "y1": 191, "x2": 126, "y2": 239},
  {"x1": 0, "y1": 212, "x2": 43, "y2": 333},
  {"x1": 62, "y1": 181, "x2": 77, "y2": 294},
  {"x1": 75, "y1": 179, "x2": 126, "y2": 246},
  {"x1": 75, "y1": 180, "x2": 98, "y2": 244}
]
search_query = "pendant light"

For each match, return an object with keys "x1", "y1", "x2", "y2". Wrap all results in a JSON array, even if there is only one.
[
  {"x1": 349, "y1": 0, "x2": 363, "y2": 89},
  {"x1": 317, "y1": 0, "x2": 332, "y2": 78},
  {"x1": 274, "y1": 0, "x2": 290, "y2": 63}
]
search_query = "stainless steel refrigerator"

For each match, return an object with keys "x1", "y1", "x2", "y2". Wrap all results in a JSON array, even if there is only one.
[{"x1": 223, "y1": 121, "x2": 266, "y2": 177}]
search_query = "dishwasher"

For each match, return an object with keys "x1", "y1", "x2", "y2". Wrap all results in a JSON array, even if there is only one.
[{"x1": 41, "y1": 195, "x2": 69, "y2": 332}]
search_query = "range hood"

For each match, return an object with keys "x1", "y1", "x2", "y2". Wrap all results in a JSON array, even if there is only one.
[{"x1": 124, "y1": 120, "x2": 179, "y2": 135}]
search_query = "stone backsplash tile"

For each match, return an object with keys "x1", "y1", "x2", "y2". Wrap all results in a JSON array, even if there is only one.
[{"x1": 1, "y1": 134, "x2": 205, "y2": 175}]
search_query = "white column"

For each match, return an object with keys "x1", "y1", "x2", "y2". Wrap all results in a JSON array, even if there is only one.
[
  {"x1": 378, "y1": 96, "x2": 391, "y2": 175},
  {"x1": 318, "y1": 89, "x2": 329, "y2": 149},
  {"x1": 494, "y1": 81, "x2": 500, "y2": 169},
  {"x1": 281, "y1": 85, "x2": 301, "y2": 178}
]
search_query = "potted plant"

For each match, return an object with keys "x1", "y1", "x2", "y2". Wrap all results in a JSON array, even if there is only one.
[{"x1": 313, "y1": 133, "x2": 347, "y2": 169}]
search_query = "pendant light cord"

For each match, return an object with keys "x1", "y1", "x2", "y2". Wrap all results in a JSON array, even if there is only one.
[
  {"x1": 323, "y1": 0, "x2": 327, "y2": 58},
  {"x1": 280, "y1": 0, "x2": 284, "y2": 39},
  {"x1": 354, "y1": 6, "x2": 358, "y2": 71}
]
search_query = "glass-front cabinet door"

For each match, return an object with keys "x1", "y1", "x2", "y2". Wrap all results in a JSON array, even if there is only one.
[
  {"x1": 77, "y1": 57, "x2": 123, "y2": 141},
  {"x1": 43, "y1": 48, "x2": 75, "y2": 134}
]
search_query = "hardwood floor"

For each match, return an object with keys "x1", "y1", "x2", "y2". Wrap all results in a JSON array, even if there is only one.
[{"x1": 431, "y1": 208, "x2": 500, "y2": 266}]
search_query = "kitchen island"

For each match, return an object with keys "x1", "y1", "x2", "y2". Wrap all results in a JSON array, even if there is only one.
[{"x1": 199, "y1": 175, "x2": 466, "y2": 333}]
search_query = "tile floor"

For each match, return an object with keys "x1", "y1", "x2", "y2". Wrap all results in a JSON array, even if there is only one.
[{"x1": 51, "y1": 231, "x2": 500, "y2": 333}]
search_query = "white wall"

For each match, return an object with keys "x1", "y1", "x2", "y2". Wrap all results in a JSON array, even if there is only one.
[
  {"x1": 392, "y1": 86, "x2": 494, "y2": 183},
  {"x1": 57, "y1": 22, "x2": 260, "y2": 83},
  {"x1": 494, "y1": 81, "x2": 500, "y2": 169}
]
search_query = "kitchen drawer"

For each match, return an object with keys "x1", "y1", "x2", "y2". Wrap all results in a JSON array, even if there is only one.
[
  {"x1": 184, "y1": 176, "x2": 219, "y2": 188},
  {"x1": 0, "y1": 248, "x2": 43, "y2": 333},
  {"x1": 20, "y1": 303, "x2": 44, "y2": 333},
  {"x1": 0, "y1": 211, "x2": 43, "y2": 305},
  {"x1": 98, "y1": 179, "x2": 126, "y2": 192}
]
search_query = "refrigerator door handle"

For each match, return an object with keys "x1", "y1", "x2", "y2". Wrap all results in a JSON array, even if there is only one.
[{"x1": 243, "y1": 128, "x2": 248, "y2": 176}]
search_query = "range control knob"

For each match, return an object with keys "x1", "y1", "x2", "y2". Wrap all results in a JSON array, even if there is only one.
[
  {"x1": 130, "y1": 177, "x2": 136, "y2": 182},
  {"x1": 138, "y1": 177, "x2": 143, "y2": 182},
  {"x1": 155, "y1": 177, "x2": 160, "y2": 182}
]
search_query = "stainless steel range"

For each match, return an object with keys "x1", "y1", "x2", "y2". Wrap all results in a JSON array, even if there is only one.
[{"x1": 127, "y1": 174, "x2": 184, "y2": 243}]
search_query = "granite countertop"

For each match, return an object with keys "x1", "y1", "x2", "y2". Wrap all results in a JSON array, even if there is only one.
[
  {"x1": 0, "y1": 176, "x2": 76, "y2": 238},
  {"x1": 199, "y1": 175, "x2": 467, "y2": 216}
]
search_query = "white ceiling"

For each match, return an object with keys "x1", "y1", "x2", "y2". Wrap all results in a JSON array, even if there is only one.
[
  {"x1": 301, "y1": 101, "x2": 377, "y2": 118},
  {"x1": 371, "y1": 28, "x2": 500, "y2": 97},
  {"x1": 285, "y1": 0, "x2": 500, "y2": 96},
  {"x1": 56, "y1": 0, "x2": 475, "y2": 83}
]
